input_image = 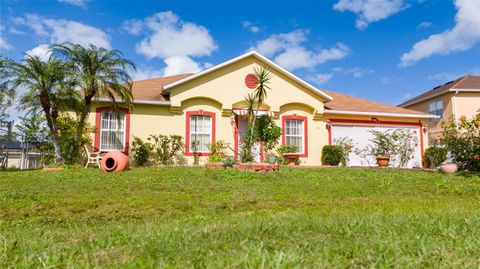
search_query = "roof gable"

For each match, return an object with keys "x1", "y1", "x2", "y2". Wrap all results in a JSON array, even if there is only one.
[{"x1": 163, "y1": 51, "x2": 333, "y2": 101}]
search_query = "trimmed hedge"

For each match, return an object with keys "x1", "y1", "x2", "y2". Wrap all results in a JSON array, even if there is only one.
[{"x1": 322, "y1": 145, "x2": 343, "y2": 166}]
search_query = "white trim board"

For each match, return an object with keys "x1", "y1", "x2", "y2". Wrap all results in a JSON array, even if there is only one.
[{"x1": 324, "y1": 109, "x2": 438, "y2": 119}]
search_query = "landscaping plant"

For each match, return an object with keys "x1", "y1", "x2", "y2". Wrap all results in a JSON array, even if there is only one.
[
  {"x1": 333, "y1": 136, "x2": 353, "y2": 166},
  {"x1": 131, "y1": 137, "x2": 151, "y2": 166},
  {"x1": 424, "y1": 145, "x2": 448, "y2": 169},
  {"x1": 321, "y1": 145, "x2": 343, "y2": 166},
  {"x1": 276, "y1": 145, "x2": 299, "y2": 165},
  {"x1": 208, "y1": 140, "x2": 226, "y2": 163},
  {"x1": 255, "y1": 115, "x2": 282, "y2": 158},
  {"x1": 147, "y1": 134, "x2": 184, "y2": 165},
  {"x1": 443, "y1": 111, "x2": 480, "y2": 172}
]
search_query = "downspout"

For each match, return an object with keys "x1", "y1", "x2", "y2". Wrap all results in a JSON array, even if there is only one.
[{"x1": 452, "y1": 90, "x2": 459, "y2": 122}]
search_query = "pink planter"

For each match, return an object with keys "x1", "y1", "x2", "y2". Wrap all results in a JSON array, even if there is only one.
[
  {"x1": 101, "y1": 151, "x2": 129, "y2": 172},
  {"x1": 440, "y1": 163, "x2": 457, "y2": 173}
]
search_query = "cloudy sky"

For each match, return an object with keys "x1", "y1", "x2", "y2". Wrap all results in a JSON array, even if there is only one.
[{"x1": 1, "y1": 0, "x2": 480, "y2": 111}]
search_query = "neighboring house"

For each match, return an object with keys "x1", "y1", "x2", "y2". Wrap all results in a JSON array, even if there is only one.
[
  {"x1": 88, "y1": 51, "x2": 435, "y2": 167},
  {"x1": 398, "y1": 75, "x2": 480, "y2": 140},
  {"x1": 0, "y1": 140, "x2": 41, "y2": 169}
]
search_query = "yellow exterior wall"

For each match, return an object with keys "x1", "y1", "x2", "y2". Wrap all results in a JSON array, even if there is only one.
[{"x1": 87, "y1": 54, "x2": 430, "y2": 166}]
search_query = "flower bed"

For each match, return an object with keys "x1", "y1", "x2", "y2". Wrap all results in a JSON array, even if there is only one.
[{"x1": 233, "y1": 163, "x2": 280, "y2": 172}]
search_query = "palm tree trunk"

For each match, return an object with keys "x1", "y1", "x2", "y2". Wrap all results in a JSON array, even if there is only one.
[
  {"x1": 44, "y1": 112, "x2": 63, "y2": 165},
  {"x1": 69, "y1": 101, "x2": 91, "y2": 162}
]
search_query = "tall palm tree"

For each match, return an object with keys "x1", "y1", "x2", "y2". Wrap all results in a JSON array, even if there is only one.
[
  {"x1": 246, "y1": 67, "x2": 272, "y2": 160},
  {"x1": 51, "y1": 43, "x2": 136, "y2": 161},
  {"x1": 1, "y1": 56, "x2": 75, "y2": 164}
]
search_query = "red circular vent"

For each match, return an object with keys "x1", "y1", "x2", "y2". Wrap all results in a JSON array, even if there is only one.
[{"x1": 245, "y1": 74, "x2": 258, "y2": 89}]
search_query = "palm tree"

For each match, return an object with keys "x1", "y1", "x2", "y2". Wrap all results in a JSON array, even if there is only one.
[
  {"x1": 51, "y1": 43, "x2": 136, "y2": 161},
  {"x1": 245, "y1": 66, "x2": 271, "y2": 161},
  {"x1": 1, "y1": 56, "x2": 75, "y2": 164},
  {"x1": 240, "y1": 93, "x2": 257, "y2": 163}
]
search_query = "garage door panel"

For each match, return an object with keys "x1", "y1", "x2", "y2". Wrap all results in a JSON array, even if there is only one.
[{"x1": 331, "y1": 124, "x2": 422, "y2": 168}]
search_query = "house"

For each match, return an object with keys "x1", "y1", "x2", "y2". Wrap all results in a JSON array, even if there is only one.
[
  {"x1": 88, "y1": 51, "x2": 435, "y2": 167},
  {"x1": 398, "y1": 75, "x2": 480, "y2": 140},
  {"x1": 0, "y1": 140, "x2": 42, "y2": 169}
]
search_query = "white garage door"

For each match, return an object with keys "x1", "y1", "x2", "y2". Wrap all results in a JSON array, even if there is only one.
[{"x1": 331, "y1": 124, "x2": 422, "y2": 168}]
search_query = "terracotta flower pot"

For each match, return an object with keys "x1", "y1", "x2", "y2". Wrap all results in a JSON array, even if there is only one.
[
  {"x1": 475, "y1": 121, "x2": 480, "y2": 128},
  {"x1": 376, "y1": 156, "x2": 390, "y2": 167},
  {"x1": 440, "y1": 163, "x2": 457, "y2": 173},
  {"x1": 101, "y1": 151, "x2": 129, "y2": 172},
  {"x1": 283, "y1": 153, "x2": 300, "y2": 166}
]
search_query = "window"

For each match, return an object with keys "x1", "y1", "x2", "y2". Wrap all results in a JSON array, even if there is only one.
[
  {"x1": 99, "y1": 111, "x2": 126, "y2": 151},
  {"x1": 189, "y1": 115, "x2": 212, "y2": 152},
  {"x1": 282, "y1": 115, "x2": 308, "y2": 157},
  {"x1": 428, "y1": 99, "x2": 443, "y2": 117}
]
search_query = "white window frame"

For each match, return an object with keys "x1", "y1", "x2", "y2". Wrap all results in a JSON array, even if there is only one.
[
  {"x1": 99, "y1": 111, "x2": 126, "y2": 152},
  {"x1": 428, "y1": 99, "x2": 443, "y2": 117},
  {"x1": 189, "y1": 115, "x2": 212, "y2": 153},
  {"x1": 285, "y1": 119, "x2": 305, "y2": 154}
]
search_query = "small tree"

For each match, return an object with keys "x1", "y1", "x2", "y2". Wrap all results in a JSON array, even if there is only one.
[
  {"x1": 443, "y1": 111, "x2": 480, "y2": 171},
  {"x1": 255, "y1": 115, "x2": 282, "y2": 156},
  {"x1": 1, "y1": 56, "x2": 75, "y2": 165}
]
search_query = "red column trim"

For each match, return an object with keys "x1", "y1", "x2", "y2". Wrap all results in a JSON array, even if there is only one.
[
  {"x1": 281, "y1": 115, "x2": 308, "y2": 157},
  {"x1": 185, "y1": 110, "x2": 216, "y2": 156},
  {"x1": 234, "y1": 115, "x2": 239, "y2": 160},
  {"x1": 94, "y1": 106, "x2": 130, "y2": 155},
  {"x1": 328, "y1": 118, "x2": 424, "y2": 168}
]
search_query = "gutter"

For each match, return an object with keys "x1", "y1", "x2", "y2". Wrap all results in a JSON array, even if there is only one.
[
  {"x1": 324, "y1": 109, "x2": 439, "y2": 119},
  {"x1": 93, "y1": 97, "x2": 171, "y2": 106}
]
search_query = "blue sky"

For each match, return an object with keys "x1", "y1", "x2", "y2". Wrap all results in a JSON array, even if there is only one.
[{"x1": 1, "y1": 0, "x2": 480, "y2": 111}]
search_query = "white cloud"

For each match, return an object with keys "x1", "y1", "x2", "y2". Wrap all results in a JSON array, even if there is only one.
[
  {"x1": 249, "y1": 29, "x2": 349, "y2": 71},
  {"x1": 307, "y1": 73, "x2": 334, "y2": 84},
  {"x1": 334, "y1": 0, "x2": 407, "y2": 30},
  {"x1": 15, "y1": 13, "x2": 111, "y2": 48},
  {"x1": 0, "y1": 25, "x2": 12, "y2": 50},
  {"x1": 344, "y1": 67, "x2": 374, "y2": 78},
  {"x1": 398, "y1": 93, "x2": 413, "y2": 101},
  {"x1": 242, "y1": 21, "x2": 260, "y2": 33},
  {"x1": 58, "y1": 0, "x2": 86, "y2": 8},
  {"x1": 418, "y1": 21, "x2": 432, "y2": 29},
  {"x1": 132, "y1": 11, "x2": 217, "y2": 59},
  {"x1": 131, "y1": 67, "x2": 164, "y2": 81},
  {"x1": 400, "y1": 0, "x2": 480, "y2": 67},
  {"x1": 428, "y1": 68, "x2": 480, "y2": 81},
  {"x1": 25, "y1": 44, "x2": 52, "y2": 61},
  {"x1": 124, "y1": 11, "x2": 217, "y2": 76}
]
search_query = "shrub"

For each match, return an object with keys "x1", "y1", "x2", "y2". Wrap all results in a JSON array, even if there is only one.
[
  {"x1": 321, "y1": 145, "x2": 343, "y2": 166},
  {"x1": 222, "y1": 157, "x2": 236, "y2": 168},
  {"x1": 131, "y1": 137, "x2": 151, "y2": 166},
  {"x1": 443, "y1": 111, "x2": 480, "y2": 171},
  {"x1": 424, "y1": 146, "x2": 448, "y2": 169},
  {"x1": 255, "y1": 115, "x2": 282, "y2": 155},
  {"x1": 208, "y1": 140, "x2": 226, "y2": 163},
  {"x1": 333, "y1": 137, "x2": 353, "y2": 166},
  {"x1": 147, "y1": 135, "x2": 184, "y2": 165}
]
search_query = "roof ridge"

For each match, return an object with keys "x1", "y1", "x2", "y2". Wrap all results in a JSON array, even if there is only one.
[{"x1": 450, "y1": 75, "x2": 468, "y2": 89}]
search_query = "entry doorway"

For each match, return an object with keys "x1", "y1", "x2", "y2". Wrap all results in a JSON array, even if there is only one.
[{"x1": 237, "y1": 116, "x2": 261, "y2": 162}]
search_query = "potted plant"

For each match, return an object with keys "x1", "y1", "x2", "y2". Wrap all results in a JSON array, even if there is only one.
[
  {"x1": 277, "y1": 145, "x2": 299, "y2": 166},
  {"x1": 440, "y1": 162, "x2": 458, "y2": 173},
  {"x1": 369, "y1": 130, "x2": 397, "y2": 167}
]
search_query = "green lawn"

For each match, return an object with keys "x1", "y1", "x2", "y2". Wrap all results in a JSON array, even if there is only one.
[{"x1": 1, "y1": 167, "x2": 480, "y2": 268}]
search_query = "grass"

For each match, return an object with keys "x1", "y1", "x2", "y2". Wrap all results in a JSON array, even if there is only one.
[{"x1": 1, "y1": 167, "x2": 480, "y2": 268}]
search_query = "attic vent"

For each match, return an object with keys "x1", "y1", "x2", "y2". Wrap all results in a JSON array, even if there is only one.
[
  {"x1": 433, "y1": 85, "x2": 441, "y2": 89},
  {"x1": 444, "y1": 80, "x2": 454, "y2": 85}
]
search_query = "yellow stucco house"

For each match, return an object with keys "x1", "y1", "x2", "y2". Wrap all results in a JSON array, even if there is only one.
[
  {"x1": 89, "y1": 51, "x2": 435, "y2": 167},
  {"x1": 398, "y1": 75, "x2": 480, "y2": 140}
]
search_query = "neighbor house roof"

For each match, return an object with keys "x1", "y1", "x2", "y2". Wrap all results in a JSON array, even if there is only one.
[
  {"x1": 398, "y1": 75, "x2": 480, "y2": 107},
  {"x1": 323, "y1": 90, "x2": 434, "y2": 118}
]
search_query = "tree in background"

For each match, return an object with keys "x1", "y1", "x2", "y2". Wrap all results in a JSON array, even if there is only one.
[
  {"x1": 1, "y1": 56, "x2": 75, "y2": 165},
  {"x1": 51, "y1": 43, "x2": 136, "y2": 162}
]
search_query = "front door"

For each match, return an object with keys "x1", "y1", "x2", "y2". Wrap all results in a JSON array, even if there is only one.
[{"x1": 237, "y1": 116, "x2": 261, "y2": 162}]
